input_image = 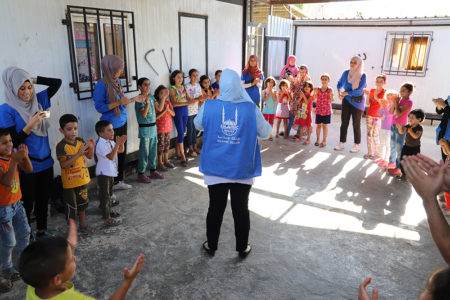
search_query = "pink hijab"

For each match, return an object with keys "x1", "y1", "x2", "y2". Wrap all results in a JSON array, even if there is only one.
[
  {"x1": 280, "y1": 55, "x2": 299, "y2": 78},
  {"x1": 99, "y1": 55, "x2": 124, "y2": 117},
  {"x1": 348, "y1": 56, "x2": 363, "y2": 90}
]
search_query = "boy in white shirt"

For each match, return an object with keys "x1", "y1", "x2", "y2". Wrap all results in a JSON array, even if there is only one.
[{"x1": 95, "y1": 120, "x2": 126, "y2": 227}]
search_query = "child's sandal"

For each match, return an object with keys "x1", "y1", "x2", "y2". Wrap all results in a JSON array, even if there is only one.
[
  {"x1": 1, "y1": 269, "x2": 20, "y2": 282},
  {"x1": 314, "y1": 142, "x2": 319, "y2": 146},
  {"x1": 79, "y1": 225, "x2": 94, "y2": 235},
  {"x1": 110, "y1": 211, "x2": 121, "y2": 218},
  {"x1": 104, "y1": 218, "x2": 121, "y2": 227},
  {"x1": 0, "y1": 278, "x2": 12, "y2": 293},
  {"x1": 164, "y1": 162, "x2": 175, "y2": 169}
]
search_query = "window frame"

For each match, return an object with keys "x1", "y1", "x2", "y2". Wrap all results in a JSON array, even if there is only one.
[
  {"x1": 63, "y1": 6, "x2": 138, "y2": 100},
  {"x1": 381, "y1": 31, "x2": 433, "y2": 77}
]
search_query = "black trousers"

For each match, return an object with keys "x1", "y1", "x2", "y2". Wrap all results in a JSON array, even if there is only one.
[
  {"x1": 340, "y1": 98, "x2": 363, "y2": 144},
  {"x1": 20, "y1": 167, "x2": 54, "y2": 231},
  {"x1": 206, "y1": 183, "x2": 252, "y2": 252},
  {"x1": 113, "y1": 123, "x2": 127, "y2": 182},
  {"x1": 400, "y1": 145, "x2": 420, "y2": 174}
]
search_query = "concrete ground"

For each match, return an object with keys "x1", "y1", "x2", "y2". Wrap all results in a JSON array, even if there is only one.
[{"x1": 7, "y1": 115, "x2": 447, "y2": 300}]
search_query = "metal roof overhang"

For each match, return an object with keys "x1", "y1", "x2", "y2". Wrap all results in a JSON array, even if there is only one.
[{"x1": 254, "y1": 0, "x2": 365, "y2": 4}]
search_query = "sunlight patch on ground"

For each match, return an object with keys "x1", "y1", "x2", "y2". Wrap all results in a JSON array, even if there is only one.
[
  {"x1": 249, "y1": 193, "x2": 292, "y2": 221},
  {"x1": 302, "y1": 151, "x2": 331, "y2": 171},
  {"x1": 331, "y1": 154, "x2": 346, "y2": 165},
  {"x1": 400, "y1": 191, "x2": 427, "y2": 226},
  {"x1": 305, "y1": 189, "x2": 362, "y2": 213},
  {"x1": 326, "y1": 157, "x2": 363, "y2": 190},
  {"x1": 184, "y1": 175, "x2": 205, "y2": 187},
  {"x1": 255, "y1": 165, "x2": 300, "y2": 197}
]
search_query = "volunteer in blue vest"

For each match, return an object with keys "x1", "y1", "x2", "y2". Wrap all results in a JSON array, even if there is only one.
[
  {"x1": 93, "y1": 55, "x2": 145, "y2": 190},
  {"x1": 241, "y1": 55, "x2": 264, "y2": 107},
  {"x1": 194, "y1": 69, "x2": 272, "y2": 258},
  {"x1": 1, "y1": 67, "x2": 61, "y2": 239},
  {"x1": 334, "y1": 56, "x2": 367, "y2": 153}
]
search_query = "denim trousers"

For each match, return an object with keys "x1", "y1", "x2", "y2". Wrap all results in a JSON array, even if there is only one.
[
  {"x1": 0, "y1": 201, "x2": 30, "y2": 270},
  {"x1": 286, "y1": 114, "x2": 300, "y2": 135},
  {"x1": 138, "y1": 136, "x2": 158, "y2": 173},
  {"x1": 186, "y1": 115, "x2": 197, "y2": 147},
  {"x1": 389, "y1": 124, "x2": 406, "y2": 168}
]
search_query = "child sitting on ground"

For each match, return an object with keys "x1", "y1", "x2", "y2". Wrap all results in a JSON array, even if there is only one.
[
  {"x1": 262, "y1": 77, "x2": 277, "y2": 141},
  {"x1": 0, "y1": 128, "x2": 32, "y2": 284},
  {"x1": 294, "y1": 80, "x2": 314, "y2": 144},
  {"x1": 135, "y1": 78, "x2": 164, "y2": 183},
  {"x1": 314, "y1": 73, "x2": 334, "y2": 148},
  {"x1": 363, "y1": 74, "x2": 386, "y2": 160},
  {"x1": 376, "y1": 90, "x2": 396, "y2": 168},
  {"x1": 19, "y1": 219, "x2": 146, "y2": 300},
  {"x1": 154, "y1": 85, "x2": 175, "y2": 171},
  {"x1": 212, "y1": 70, "x2": 221, "y2": 92},
  {"x1": 56, "y1": 114, "x2": 95, "y2": 234},
  {"x1": 95, "y1": 120, "x2": 126, "y2": 227},
  {"x1": 275, "y1": 79, "x2": 292, "y2": 138},
  {"x1": 396, "y1": 109, "x2": 424, "y2": 179}
]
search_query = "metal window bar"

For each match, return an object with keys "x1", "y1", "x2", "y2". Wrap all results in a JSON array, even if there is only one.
[
  {"x1": 397, "y1": 32, "x2": 406, "y2": 75},
  {"x1": 63, "y1": 5, "x2": 138, "y2": 100}
]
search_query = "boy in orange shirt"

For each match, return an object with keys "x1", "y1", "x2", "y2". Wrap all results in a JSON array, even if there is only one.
[{"x1": 0, "y1": 128, "x2": 33, "y2": 285}]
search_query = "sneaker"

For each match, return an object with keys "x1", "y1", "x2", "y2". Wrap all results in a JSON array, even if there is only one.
[
  {"x1": 36, "y1": 231, "x2": 55, "y2": 240},
  {"x1": 388, "y1": 168, "x2": 402, "y2": 176},
  {"x1": 350, "y1": 144, "x2": 360, "y2": 153},
  {"x1": 113, "y1": 181, "x2": 132, "y2": 190},
  {"x1": 334, "y1": 142, "x2": 345, "y2": 151},
  {"x1": 387, "y1": 162, "x2": 396, "y2": 169}
]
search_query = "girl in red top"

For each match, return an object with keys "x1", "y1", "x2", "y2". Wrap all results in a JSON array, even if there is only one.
[
  {"x1": 275, "y1": 80, "x2": 292, "y2": 138},
  {"x1": 154, "y1": 85, "x2": 175, "y2": 170},
  {"x1": 314, "y1": 73, "x2": 334, "y2": 148},
  {"x1": 294, "y1": 81, "x2": 314, "y2": 144},
  {"x1": 363, "y1": 74, "x2": 387, "y2": 159}
]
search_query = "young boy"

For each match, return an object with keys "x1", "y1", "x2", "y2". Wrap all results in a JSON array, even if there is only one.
[
  {"x1": 0, "y1": 128, "x2": 32, "y2": 283},
  {"x1": 396, "y1": 109, "x2": 424, "y2": 179},
  {"x1": 95, "y1": 120, "x2": 126, "y2": 227},
  {"x1": 211, "y1": 70, "x2": 221, "y2": 92},
  {"x1": 19, "y1": 219, "x2": 146, "y2": 300},
  {"x1": 56, "y1": 114, "x2": 95, "y2": 234},
  {"x1": 433, "y1": 96, "x2": 450, "y2": 160}
]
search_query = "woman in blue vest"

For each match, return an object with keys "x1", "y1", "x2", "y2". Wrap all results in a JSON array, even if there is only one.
[
  {"x1": 1, "y1": 67, "x2": 61, "y2": 239},
  {"x1": 194, "y1": 69, "x2": 272, "y2": 258},
  {"x1": 334, "y1": 56, "x2": 367, "y2": 153},
  {"x1": 241, "y1": 55, "x2": 264, "y2": 107},
  {"x1": 93, "y1": 55, "x2": 144, "y2": 190}
]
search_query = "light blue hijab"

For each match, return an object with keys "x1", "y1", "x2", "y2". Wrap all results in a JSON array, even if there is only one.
[{"x1": 218, "y1": 69, "x2": 254, "y2": 104}]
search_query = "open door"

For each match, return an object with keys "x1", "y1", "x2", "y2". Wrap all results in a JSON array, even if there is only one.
[{"x1": 178, "y1": 13, "x2": 208, "y2": 75}]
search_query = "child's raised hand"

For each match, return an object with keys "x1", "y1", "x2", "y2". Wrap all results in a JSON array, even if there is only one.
[
  {"x1": 86, "y1": 138, "x2": 96, "y2": 150},
  {"x1": 12, "y1": 147, "x2": 27, "y2": 162},
  {"x1": 18, "y1": 144, "x2": 29, "y2": 158},
  {"x1": 78, "y1": 143, "x2": 89, "y2": 155},
  {"x1": 117, "y1": 135, "x2": 127, "y2": 145},
  {"x1": 358, "y1": 278, "x2": 378, "y2": 300},
  {"x1": 124, "y1": 254, "x2": 146, "y2": 281}
]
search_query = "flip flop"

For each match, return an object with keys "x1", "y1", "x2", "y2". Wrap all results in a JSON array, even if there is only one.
[
  {"x1": 104, "y1": 218, "x2": 121, "y2": 227},
  {"x1": 164, "y1": 162, "x2": 175, "y2": 169},
  {"x1": 157, "y1": 165, "x2": 168, "y2": 172},
  {"x1": 181, "y1": 160, "x2": 188, "y2": 167},
  {"x1": 314, "y1": 142, "x2": 319, "y2": 146},
  {"x1": 319, "y1": 142, "x2": 326, "y2": 148},
  {"x1": 138, "y1": 176, "x2": 152, "y2": 183},
  {"x1": 150, "y1": 172, "x2": 164, "y2": 179},
  {"x1": 0, "y1": 278, "x2": 12, "y2": 293},
  {"x1": 303, "y1": 140, "x2": 310, "y2": 145},
  {"x1": 239, "y1": 244, "x2": 252, "y2": 258}
]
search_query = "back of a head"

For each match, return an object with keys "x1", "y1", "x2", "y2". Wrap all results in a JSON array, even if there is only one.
[
  {"x1": 218, "y1": 69, "x2": 242, "y2": 101},
  {"x1": 19, "y1": 237, "x2": 68, "y2": 289},
  {"x1": 428, "y1": 267, "x2": 450, "y2": 300}
]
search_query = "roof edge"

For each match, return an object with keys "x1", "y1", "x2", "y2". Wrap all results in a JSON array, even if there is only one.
[{"x1": 293, "y1": 16, "x2": 450, "y2": 27}]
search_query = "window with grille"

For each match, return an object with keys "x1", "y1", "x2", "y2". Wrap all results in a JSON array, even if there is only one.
[
  {"x1": 381, "y1": 31, "x2": 432, "y2": 77},
  {"x1": 63, "y1": 6, "x2": 138, "y2": 100}
]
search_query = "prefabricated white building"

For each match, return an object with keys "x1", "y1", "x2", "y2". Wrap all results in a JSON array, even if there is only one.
[
  {"x1": 0, "y1": 0, "x2": 244, "y2": 174},
  {"x1": 293, "y1": 17, "x2": 450, "y2": 113}
]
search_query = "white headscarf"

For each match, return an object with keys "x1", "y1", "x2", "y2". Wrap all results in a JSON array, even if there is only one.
[
  {"x1": 2, "y1": 67, "x2": 49, "y2": 136},
  {"x1": 347, "y1": 56, "x2": 363, "y2": 90}
]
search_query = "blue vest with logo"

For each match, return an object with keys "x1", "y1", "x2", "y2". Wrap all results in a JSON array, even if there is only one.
[{"x1": 199, "y1": 100, "x2": 262, "y2": 179}]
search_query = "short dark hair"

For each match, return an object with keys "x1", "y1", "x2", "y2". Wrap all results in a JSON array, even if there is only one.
[
  {"x1": 137, "y1": 77, "x2": 149, "y2": 87},
  {"x1": 19, "y1": 237, "x2": 69, "y2": 289},
  {"x1": 264, "y1": 77, "x2": 276, "y2": 87},
  {"x1": 427, "y1": 267, "x2": 450, "y2": 300},
  {"x1": 169, "y1": 70, "x2": 184, "y2": 86},
  {"x1": 200, "y1": 75, "x2": 210, "y2": 89},
  {"x1": 154, "y1": 85, "x2": 167, "y2": 101},
  {"x1": 279, "y1": 79, "x2": 290, "y2": 89},
  {"x1": 0, "y1": 128, "x2": 10, "y2": 138},
  {"x1": 401, "y1": 82, "x2": 414, "y2": 93},
  {"x1": 188, "y1": 69, "x2": 198, "y2": 77},
  {"x1": 410, "y1": 109, "x2": 425, "y2": 122},
  {"x1": 215, "y1": 70, "x2": 222, "y2": 76},
  {"x1": 95, "y1": 120, "x2": 112, "y2": 135},
  {"x1": 59, "y1": 114, "x2": 78, "y2": 129}
]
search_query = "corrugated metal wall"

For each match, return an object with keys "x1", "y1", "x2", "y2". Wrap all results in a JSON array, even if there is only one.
[
  {"x1": 0, "y1": 0, "x2": 243, "y2": 175},
  {"x1": 266, "y1": 15, "x2": 293, "y2": 78}
]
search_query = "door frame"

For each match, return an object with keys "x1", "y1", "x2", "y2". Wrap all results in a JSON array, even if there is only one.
[
  {"x1": 178, "y1": 12, "x2": 209, "y2": 74},
  {"x1": 263, "y1": 36, "x2": 290, "y2": 80}
]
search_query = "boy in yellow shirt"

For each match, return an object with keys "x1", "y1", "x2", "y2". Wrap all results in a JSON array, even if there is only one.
[{"x1": 56, "y1": 114, "x2": 95, "y2": 234}]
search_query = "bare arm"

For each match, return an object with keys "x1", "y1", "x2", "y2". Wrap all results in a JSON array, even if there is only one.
[
  {"x1": 108, "y1": 254, "x2": 146, "y2": 300},
  {"x1": 140, "y1": 97, "x2": 150, "y2": 119},
  {"x1": 17, "y1": 144, "x2": 33, "y2": 173},
  {"x1": 106, "y1": 137, "x2": 126, "y2": 160},
  {"x1": 408, "y1": 128, "x2": 422, "y2": 140},
  {"x1": 396, "y1": 124, "x2": 407, "y2": 134},
  {"x1": 0, "y1": 160, "x2": 18, "y2": 187}
]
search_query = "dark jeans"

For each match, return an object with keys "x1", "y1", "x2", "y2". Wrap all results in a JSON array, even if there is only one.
[
  {"x1": 114, "y1": 123, "x2": 127, "y2": 182},
  {"x1": 340, "y1": 98, "x2": 363, "y2": 144},
  {"x1": 186, "y1": 115, "x2": 197, "y2": 147},
  {"x1": 97, "y1": 175, "x2": 113, "y2": 219},
  {"x1": 20, "y1": 167, "x2": 54, "y2": 231},
  {"x1": 400, "y1": 145, "x2": 420, "y2": 174},
  {"x1": 206, "y1": 183, "x2": 252, "y2": 252}
]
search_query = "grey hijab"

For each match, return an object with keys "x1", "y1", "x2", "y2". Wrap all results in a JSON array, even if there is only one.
[{"x1": 2, "y1": 67, "x2": 49, "y2": 137}]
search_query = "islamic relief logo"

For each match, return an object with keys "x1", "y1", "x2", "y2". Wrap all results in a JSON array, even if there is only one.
[{"x1": 220, "y1": 106, "x2": 239, "y2": 136}]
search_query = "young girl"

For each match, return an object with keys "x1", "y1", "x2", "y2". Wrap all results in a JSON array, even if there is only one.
[
  {"x1": 376, "y1": 90, "x2": 396, "y2": 168},
  {"x1": 363, "y1": 74, "x2": 386, "y2": 160},
  {"x1": 185, "y1": 69, "x2": 204, "y2": 157},
  {"x1": 395, "y1": 109, "x2": 424, "y2": 179},
  {"x1": 275, "y1": 79, "x2": 291, "y2": 138},
  {"x1": 135, "y1": 78, "x2": 164, "y2": 183},
  {"x1": 288, "y1": 65, "x2": 311, "y2": 138},
  {"x1": 387, "y1": 82, "x2": 414, "y2": 176},
  {"x1": 294, "y1": 81, "x2": 314, "y2": 144},
  {"x1": 314, "y1": 73, "x2": 334, "y2": 148},
  {"x1": 200, "y1": 75, "x2": 218, "y2": 101},
  {"x1": 262, "y1": 77, "x2": 277, "y2": 141},
  {"x1": 169, "y1": 70, "x2": 196, "y2": 167},
  {"x1": 154, "y1": 85, "x2": 175, "y2": 171}
]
